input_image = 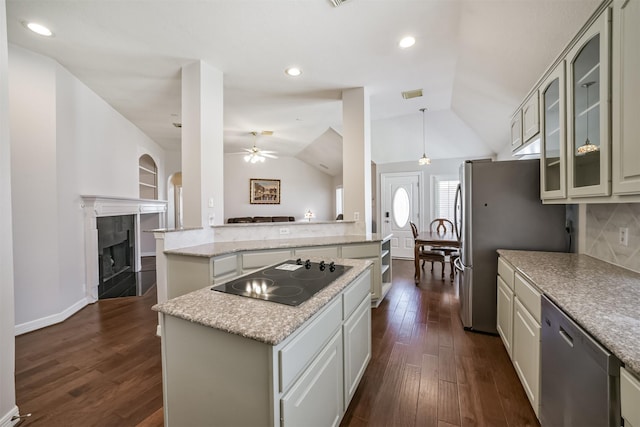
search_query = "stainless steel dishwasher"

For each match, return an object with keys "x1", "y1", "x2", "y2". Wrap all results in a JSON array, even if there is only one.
[{"x1": 540, "y1": 296, "x2": 621, "y2": 427}]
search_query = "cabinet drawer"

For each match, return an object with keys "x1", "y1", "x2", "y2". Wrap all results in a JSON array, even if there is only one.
[
  {"x1": 497, "y1": 257, "x2": 515, "y2": 290},
  {"x1": 496, "y1": 275, "x2": 514, "y2": 358},
  {"x1": 342, "y1": 244, "x2": 378, "y2": 258},
  {"x1": 294, "y1": 246, "x2": 339, "y2": 258},
  {"x1": 242, "y1": 250, "x2": 292, "y2": 269},
  {"x1": 515, "y1": 273, "x2": 542, "y2": 323},
  {"x1": 211, "y1": 254, "x2": 237, "y2": 278},
  {"x1": 343, "y1": 270, "x2": 371, "y2": 320},
  {"x1": 622, "y1": 367, "x2": 640, "y2": 427},
  {"x1": 281, "y1": 329, "x2": 343, "y2": 427},
  {"x1": 279, "y1": 298, "x2": 342, "y2": 393}
]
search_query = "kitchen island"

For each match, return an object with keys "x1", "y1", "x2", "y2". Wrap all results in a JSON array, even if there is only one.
[{"x1": 153, "y1": 258, "x2": 372, "y2": 427}]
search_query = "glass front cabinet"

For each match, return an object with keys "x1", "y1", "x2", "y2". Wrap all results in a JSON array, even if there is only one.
[
  {"x1": 540, "y1": 62, "x2": 566, "y2": 200},
  {"x1": 566, "y1": 9, "x2": 611, "y2": 198}
]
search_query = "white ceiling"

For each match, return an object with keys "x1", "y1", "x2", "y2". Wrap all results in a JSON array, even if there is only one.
[{"x1": 5, "y1": 0, "x2": 600, "y2": 166}]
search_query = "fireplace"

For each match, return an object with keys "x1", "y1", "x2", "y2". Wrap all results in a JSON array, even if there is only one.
[
  {"x1": 81, "y1": 196, "x2": 167, "y2": 303},
  {"x1": 97, "y1": 215, "x2": 135, "y2": 299}
]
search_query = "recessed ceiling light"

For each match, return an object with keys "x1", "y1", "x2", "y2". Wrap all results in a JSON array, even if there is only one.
[
  {"x1": 23, "y1": 21, "x2": 53, "y2": 37},
  {"x1": 285, "y1": 67, "x2": 302, "y2": 77},
  {"x1": 399, "y1": 36, "x2": 416, "y2": 49}
]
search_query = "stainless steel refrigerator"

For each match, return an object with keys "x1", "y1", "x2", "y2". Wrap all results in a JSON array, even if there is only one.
[{"x1": 453, "y1": 159, "x2": 569, "y2": 334}]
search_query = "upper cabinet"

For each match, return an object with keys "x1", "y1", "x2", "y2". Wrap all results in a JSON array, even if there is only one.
[
  {"x1": 522, "y1": 91, "x2": 540, "y2": 143},
  {"x1": 517, "y1": 0, "x2": 640, "y2": 203},
  {"x1": 510, "y1": 110, "x2": 523, "y2": 151},
  {"x1": 566, "y1": 9, "x2": 611, "y2": 198},
  {"x1": 612, "y1": 0, "x2": 640, "y2": 194},
  {"x1": 540, "y1": 62, "x2": 567, "y2": 200}
]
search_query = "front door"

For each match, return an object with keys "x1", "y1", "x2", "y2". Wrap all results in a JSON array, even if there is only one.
[{"x1": 381, "y1": 172, "x2": 421, "y2": 259}]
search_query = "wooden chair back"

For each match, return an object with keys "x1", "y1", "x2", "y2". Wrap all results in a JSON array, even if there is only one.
[
  {"x1": 430, "y1": 218, "x2": 454, "y2": 235},
  {"x1": 409, "y1": 221, "x2": 419, "y2": 239}
]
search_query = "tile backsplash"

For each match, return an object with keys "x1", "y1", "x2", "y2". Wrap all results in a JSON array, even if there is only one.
[{"x1": 585, "y1": 203, "x2": 640, "y2": 273}]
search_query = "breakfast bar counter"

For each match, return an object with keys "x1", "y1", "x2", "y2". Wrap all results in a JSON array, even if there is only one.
[
  {"x1": 164, "y1": 233, "x2": 391, "y2": 258},
  {"x1": 497, "y1": 249, "x2": 640, "y2": 377}
]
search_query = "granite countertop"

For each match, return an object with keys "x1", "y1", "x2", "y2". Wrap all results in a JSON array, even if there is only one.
[
  {"x1": 497, "y1": 249, "x2": 640, "y2": 378},
  {"x1": 164, "y1": 233, "x2": 392, "y2": 258},
  {"x1": 153, "y1": 258, "x2": 372, "y2": 345}
]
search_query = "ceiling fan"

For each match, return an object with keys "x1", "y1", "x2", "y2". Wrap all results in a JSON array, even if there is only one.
[{"x1": 230, "y1": 131, "x2": 278, "y2": 163}]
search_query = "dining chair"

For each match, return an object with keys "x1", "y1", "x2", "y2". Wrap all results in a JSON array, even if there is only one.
[
  {"x1": 410, "y1": 221, "x2": 446, "y2": 279},
  {"x1": 429, "y1": 218, "x2": 460, "y2": 280}
]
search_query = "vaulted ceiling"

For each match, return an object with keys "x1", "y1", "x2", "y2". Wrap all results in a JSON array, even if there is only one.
[{"x1": 5, "y1": 0, "x2": 600, "y2": 167}]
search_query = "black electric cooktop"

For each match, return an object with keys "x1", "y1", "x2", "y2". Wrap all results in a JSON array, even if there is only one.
[{"x1": 211, "y1": 259, "x2": 351, "y2": 306}]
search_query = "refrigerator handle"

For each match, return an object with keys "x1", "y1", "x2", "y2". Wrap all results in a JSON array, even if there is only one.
[
  {"x1": 454, "y1": 184, "x2": 461, "y2": 241},
  {"x1": 454, "y1": 256, "x2": 464, "y2": 272}
]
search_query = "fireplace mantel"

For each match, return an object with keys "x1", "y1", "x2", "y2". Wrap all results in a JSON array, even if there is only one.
[
  {"x1": 81, "y1": 195, "x2": 167, "y2": 217},
  {"x1": 82, "y1": 196, "x2": 167, "y2": 302}
]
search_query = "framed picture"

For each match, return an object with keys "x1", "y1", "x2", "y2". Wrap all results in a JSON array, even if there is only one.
[{"x1": 249, "y1": 178, "x2": 281, "y2": 204}]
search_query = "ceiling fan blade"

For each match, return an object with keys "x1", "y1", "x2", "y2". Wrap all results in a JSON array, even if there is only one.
[{"x1": 263, "y1": 153, "x2": 278, "y2": 159}]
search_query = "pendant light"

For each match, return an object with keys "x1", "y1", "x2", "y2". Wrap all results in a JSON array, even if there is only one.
[
  {"x1": 577, "y1": 81, "x2": 599, "y2": 155},
  {"x1": 418, "y1": 108, "x2": 431, "y2": 166}
]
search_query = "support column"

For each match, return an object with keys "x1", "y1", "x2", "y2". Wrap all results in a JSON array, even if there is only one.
[
  {"x1": 342, "y1": 87, "x2": 372, "y2": 235},
  {"x1": 181, "y1": 61, "x2": 224, "y2": 228}
]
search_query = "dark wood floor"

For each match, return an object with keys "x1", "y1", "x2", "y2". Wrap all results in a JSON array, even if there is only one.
[{"x1": 15, "y1": 259, "x2": 538, "y2": 427}]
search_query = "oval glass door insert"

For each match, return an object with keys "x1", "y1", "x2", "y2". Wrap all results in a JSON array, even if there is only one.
[{"x1": 393, "y1": 187, "x2": 410, "y2": 228}]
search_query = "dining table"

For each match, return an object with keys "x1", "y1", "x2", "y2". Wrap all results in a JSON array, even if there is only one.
[{"x1": 414, "y1": 230, "x2": 461, "y2": 281}]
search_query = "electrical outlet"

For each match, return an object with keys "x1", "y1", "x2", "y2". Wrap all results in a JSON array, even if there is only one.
[
  {"x1": 279, "y1": 228, "x2": 290, "y2": 235},
  {"x1": 208, "y1": 214, "x2": 215, "y2": 226},
  {"x1": 354, "y1": 212, "x2": 360, "y2": 220},
  {"x1": 619, "y1": 227, "x2": 629, "y2": 246}
]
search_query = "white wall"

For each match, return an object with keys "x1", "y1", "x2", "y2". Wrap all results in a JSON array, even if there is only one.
[
  {"x1": 0, "y1": 1, "x2": 18, "y2": 423},
  {"x1": 9, "y1": 45, "x2": 167, "y2": 332},
  {"x1": 224, "y1": 155, "x2": 334, "y2": 222}
]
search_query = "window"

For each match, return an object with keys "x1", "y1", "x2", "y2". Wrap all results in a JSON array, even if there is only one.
[{"x1": 433, "y1": 177, "x2": 459, "y2": 221}]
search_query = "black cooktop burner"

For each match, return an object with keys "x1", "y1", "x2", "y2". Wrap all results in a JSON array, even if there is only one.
[{"x1": 211, "y1": 259, "x2": 351, "y2": 306}]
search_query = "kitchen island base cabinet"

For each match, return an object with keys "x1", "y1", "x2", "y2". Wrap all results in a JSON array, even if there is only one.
[{"x1": 160, "y1": 268, "x2": 372, "y2": 427}]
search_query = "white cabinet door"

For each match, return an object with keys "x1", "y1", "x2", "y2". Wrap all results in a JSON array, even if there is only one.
[
  {"x1": 496, "y1": 276, "x2": 514, "y2": 358},
  {"x1": 523, "y1": 91, "x2": 540, "y2": 143},
  {"x1": 343, "y1": 295, "x2": 371, "y2": 407},
  {"x1": 281, "y1": 330, "x2": 344, "y2": 427},
  {"x1": 621, "y1": 367, "x2": 640, "y2": 427},
  {"x1": 612, "y1": 0, "x2": 640, "y2": 195},
  {"x1": 513, "y1": 297, "x2": 541, "y2": 417},
  {"x1": 566, "y1": 9, "x2": 611, "y2": 198},
  {"x1": 511, "y1": 110, "x2": 523, "y2": 151},
  {"x1": 540, "y1": 62, "x2": 567, "y2": 200}
]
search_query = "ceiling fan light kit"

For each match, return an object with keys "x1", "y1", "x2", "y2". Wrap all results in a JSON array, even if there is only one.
[{"x1": 239, "y1": 131, "x2": 278, "y2": 163}]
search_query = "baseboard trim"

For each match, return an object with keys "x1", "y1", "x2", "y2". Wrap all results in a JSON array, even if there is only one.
[
  {"x1": 0, "y1": 406, "x2": 20, "y2": 427},
  {"x1": 141, "y1": 251, "x2": 156, "y2": 257},
  {"x1": 15, "y1": 297, "x2": 89, "y2": 336}
]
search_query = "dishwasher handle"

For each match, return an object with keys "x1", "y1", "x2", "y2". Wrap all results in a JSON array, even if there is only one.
[{"x1": 559, "y1": 326, "x2": 574, "y2": 347}]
